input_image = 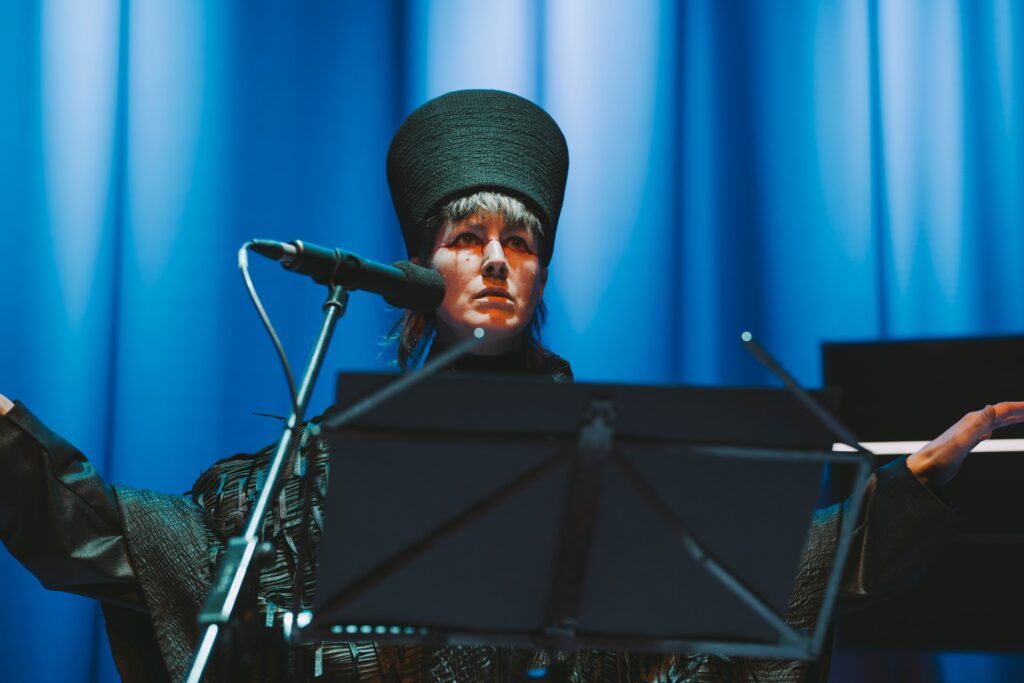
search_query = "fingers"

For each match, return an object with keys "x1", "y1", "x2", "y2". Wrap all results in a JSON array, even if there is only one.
[
  {"x1": 958, "y1": 402, "x2": 1024, "y2": 439},
  {"x1": 910, "y1": 401, "x2": 1024, "y2": 488},
  {"x1": 938, "y1": 403, "x2": 1018, "y2": 454},
  {"x1": 987, "y1": 401, "x2": 1024, "y2": 430}
]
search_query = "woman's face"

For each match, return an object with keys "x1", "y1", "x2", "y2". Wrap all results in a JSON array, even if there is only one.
[{"x1": 423, "y1": 212, "x2": 546, "y2": 354}]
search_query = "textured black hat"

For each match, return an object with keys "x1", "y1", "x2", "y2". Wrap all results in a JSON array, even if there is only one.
[{"x1": 387, "y1": 89, "x2": 569, "y2": 266}]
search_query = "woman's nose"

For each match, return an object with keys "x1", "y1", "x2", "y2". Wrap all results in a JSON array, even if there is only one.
[{"x1": 482, "y1": 239, "x2": 508, "y2": 279}]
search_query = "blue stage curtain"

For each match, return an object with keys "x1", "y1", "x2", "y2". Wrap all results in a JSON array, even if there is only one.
[{"x1": 0, "y1": 1, "x2": 1021, "y2": 681}]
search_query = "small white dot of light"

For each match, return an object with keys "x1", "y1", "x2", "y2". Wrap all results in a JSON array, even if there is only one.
[
  {"x1": 297, "y1": 611, "x2": 313, "y2": 628},
  {"x1": 345, "y1": 625, "x2": 358, "y2": 634},
  {"x1": 375, "y1": 625, "x2": 387, "y2": 634},
  {"x1": 331, "y1": 625, "x2": 343, "y2": 635},
  {"x1": 403, "y1": 627, "x2": 415, "y2": 635},
  {"x1": 389, "y1": 626, "x2": 401, "y2": 634},
  {"x1": 741, "y1": 331, "x2": 752, "y2": 342},
  {"x1": 474, "y1": 327, "x2": 484, "y2": 339},
  {"x1": 360, "y1": 625, "x2": 372, "y2": 634}
]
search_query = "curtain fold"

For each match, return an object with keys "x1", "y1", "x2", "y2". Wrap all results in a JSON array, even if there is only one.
[{"x1": 1, "y1": 2, "x2": 1021, "y2": 681}]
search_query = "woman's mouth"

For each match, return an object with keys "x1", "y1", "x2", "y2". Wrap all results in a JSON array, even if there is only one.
[{"x1": 474, "y1": 288, "x2": 513, "y2": 301}]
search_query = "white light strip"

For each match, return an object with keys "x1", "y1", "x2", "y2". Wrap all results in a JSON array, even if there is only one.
[{"x1": 832, "y1": 439, "x2": 1024, "y2": 455}]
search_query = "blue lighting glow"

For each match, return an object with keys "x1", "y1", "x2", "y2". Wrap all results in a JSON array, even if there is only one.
[{"x1": 3, "y1": 3, "x2": 1024, "y2": 683}]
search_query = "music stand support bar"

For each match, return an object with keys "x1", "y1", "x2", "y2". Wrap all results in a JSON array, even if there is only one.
[
  {"x1": 741, "y1": 333, "x2": 872, "y2": 455},
  {"x1": 740, "y1": 331, "x2": 876, "y2": 648},
  {"x1": 545, "y1": 398, "x2": 615, "y2": 641},
  {"x1": 186, "y1": 284, "x2": 350, "y2": 683}
]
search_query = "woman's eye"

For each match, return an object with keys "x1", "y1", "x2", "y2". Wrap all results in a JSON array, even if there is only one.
[{"x1": 454, "y1": 233, "x2": 480, "y2": 246}]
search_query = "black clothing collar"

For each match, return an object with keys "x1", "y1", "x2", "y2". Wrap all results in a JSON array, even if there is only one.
[{"x1": 425, "y1": 338, "x2": 573, "y2": 381}]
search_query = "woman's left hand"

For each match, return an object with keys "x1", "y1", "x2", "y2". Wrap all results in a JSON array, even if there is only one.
[{"x1": 907, "y1": 401, "x2": 1024, "y2": 487}]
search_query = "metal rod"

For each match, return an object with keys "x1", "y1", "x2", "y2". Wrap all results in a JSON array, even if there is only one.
[
  {"x1": 739, "y1": 330, "x2": 876, "y2": 656},
  {"x1": 741, "y1": 331, "x2": 872, "y2": 455},
  {"x1": 316, "y1": 447, "x2": 570, "y2": 618},
  {"x1": 186, "y1": 284, "x2": 349, "y2": 683},
  {"x1": 245, "y1": 285, "x2": 348, "y2": 538},
  {"x1": 808, "y1": 457, "x2": 872, "y2": 651},
  {"x1": 614, "y1": 453, "x2": 805, "y2": 647},
  {"x1": 323, "y1": 329, "x2": 484, "y2": 431}
]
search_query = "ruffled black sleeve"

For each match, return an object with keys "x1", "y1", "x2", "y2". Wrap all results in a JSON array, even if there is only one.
[
  {"x1": 838, "y1": 456, "x2": 961, "y2": 599},
  {"x1": 0, "y1": 401, "x2": 139, "y2": 607}
]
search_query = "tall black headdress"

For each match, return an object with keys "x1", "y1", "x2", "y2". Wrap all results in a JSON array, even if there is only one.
[{"x1": 387, "y1": 89, "x2": 569, "y2": 266}]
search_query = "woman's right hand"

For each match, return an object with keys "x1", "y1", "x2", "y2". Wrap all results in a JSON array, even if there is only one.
[{"x1": 0, "y1": 394, "x2": 13, "y2": 417}]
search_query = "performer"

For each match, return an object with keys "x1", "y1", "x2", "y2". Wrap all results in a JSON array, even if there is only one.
[{"x1": 1, "y1": 90, "x2": 1022, "y2": 682}]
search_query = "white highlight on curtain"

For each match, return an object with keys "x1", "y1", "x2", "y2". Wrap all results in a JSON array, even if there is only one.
[
  {"x1": 993, "y1": 0, "x2": 1016, "y2": 139},
  {"x1": 879, "y1": 0, "x2": 966, "y2": 328},
  {"x1": 877, "y1": 0, "x2": 916, "y2": 303},
  {"x1": 127, "y1": 1, "x2": 205, "y2": 284},
  {"x1": 545, "y1": 0, "x2": 670, "y2": 336},
  {"x1": 40, "y1": 0, "x2": 119, "y2": 325},
  {"x1": 923, "y1": 0, "x2": 965, "y2": 309},
  {"x1": 409, "y1": 0, "x2": 536, "y2": 104},
  {"x1": 813, "y1": 0, "x2": 872, "y2": 262}
]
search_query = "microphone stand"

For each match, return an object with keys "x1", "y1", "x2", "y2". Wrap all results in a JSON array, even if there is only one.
[{"x1": 185, "y1": 283, "x2": 350, "y2": 683}]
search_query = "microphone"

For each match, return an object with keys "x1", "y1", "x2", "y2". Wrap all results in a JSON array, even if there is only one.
[{"x1": 249, "y1": 239, "x2": 445, "y2": 311}]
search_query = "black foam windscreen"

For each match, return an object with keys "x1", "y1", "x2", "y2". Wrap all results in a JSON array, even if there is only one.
[{"x1": 388, "y1": 261, "x2": 445, "y2": 312}]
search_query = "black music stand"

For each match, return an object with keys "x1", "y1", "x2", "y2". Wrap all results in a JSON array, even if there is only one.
[{"x1": 303, "y1": 373, "x2": 872, "y2": 661}]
